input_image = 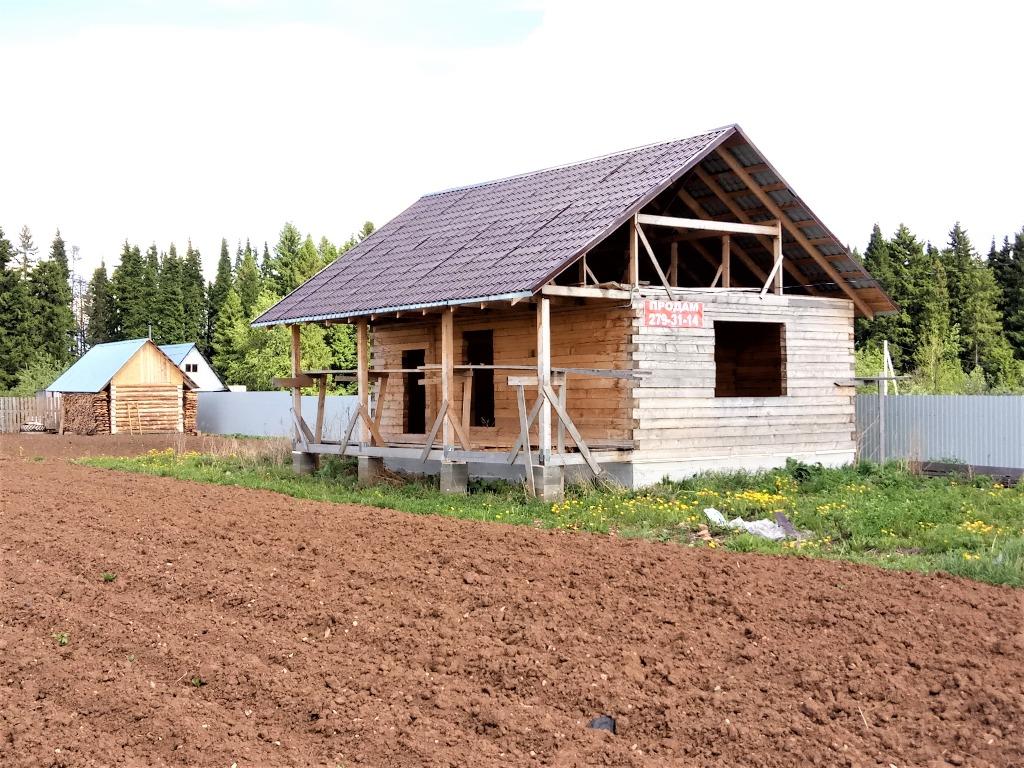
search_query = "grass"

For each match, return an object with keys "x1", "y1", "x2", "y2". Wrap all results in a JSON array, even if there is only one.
[{"x1": 79, "y1": 447, "x2": 1024, "y2": 587}]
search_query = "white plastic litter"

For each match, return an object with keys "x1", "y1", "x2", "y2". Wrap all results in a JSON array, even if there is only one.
[{"x1": 704, "y1": 507, "x2": 787, "y2": 541}]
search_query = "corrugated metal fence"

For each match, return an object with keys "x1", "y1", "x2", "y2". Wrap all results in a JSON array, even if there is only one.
[
  {"x1": 856, "y1": 394, "x2": 1024, "y2": 468},
  {"x1": 0, "y1": 395, "x2": 61, "y2": 433},
  {"x1": 197, "y1": 391, "x2": 358, "y2": 439}
]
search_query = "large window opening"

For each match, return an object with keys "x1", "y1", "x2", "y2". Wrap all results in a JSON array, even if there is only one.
[
  {"x1": 402, "y1": 349, "x2": 426, "y2": 434},
  {"x1": 463, "y1": 330, "x2": 495, "y2": 427},
  {"x1": 714, "y1": 321, "x2": 786, "y2": 397}
]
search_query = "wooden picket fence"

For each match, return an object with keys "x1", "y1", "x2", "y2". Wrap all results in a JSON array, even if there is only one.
[{"x1": 0, "y1": 395, "x2": 61, "y2": 434}]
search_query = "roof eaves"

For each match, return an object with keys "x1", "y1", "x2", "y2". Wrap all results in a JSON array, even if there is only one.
[{"x1": 251, "y1": 290, "x2": 533, "y2": 327}]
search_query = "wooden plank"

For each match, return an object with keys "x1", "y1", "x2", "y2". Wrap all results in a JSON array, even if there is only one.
[
  {"x1": 314, "y1": 374, "x2": 328, "y2": 444},
  {"x1": 556, "y1": 380, "x2": 567, "y2": 455},
  {"x1": 669, "y1": 241, "x2": 678, "y2": 286},
  {"x1": 373, "y1": 373, "x2": 389, "y2": 430},
  {"x1": 272, "y1": 375, "x2": 315, "y2": 389},
  {"x1": 290, "y1": 324, "x2": 303, "y2": 447},
  {"x1": 516, "y1": 384, "x2": 536, "y2": 496},
  {"x1": 536, "y1": 298, "x2": 552, "y2": 462},
  {"x1": 542, "y1": 383, "x2": 601, "y2": 475},
  {"x1": 420, "y1": 400, "x2": 448, "y2": 462},
  {"x1": 637, "y1": 213, "x2": 778, "y2": 237},
  {"x1": 356, "y1": 318, "x2": 370, "y2": 444},
  {"x1": 358, "y1": 404, "x2": 385, "y2": 446},
  {"x1": 721, "y1": 235, "x2": 731, "y2": 288},
  {"x1": 460, "y1": 371, "x2": 472, "y2": 447},
  {"x1": 628, "y1": 215, "x2": 639, "y2": 285},
  {"x1": 440, "y1": 308, "x2": 454, "y2": 451},
  {"x1": 339, "y1": 407, "x2": 360, "y2": 455},
  {"x1": 635, "y1": 222, "x2": 674, "y2": 300}
]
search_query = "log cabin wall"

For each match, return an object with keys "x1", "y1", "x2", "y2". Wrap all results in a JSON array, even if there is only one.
[
  {"x1": 630, "y1": 291, "x2": 856, "y2": 484},
  {"x1": 371, "y1": 303, "x2": 635, "y2": 449},
  {"x1": 108, "y1": 343, "x2": 189, "y2": 434}
]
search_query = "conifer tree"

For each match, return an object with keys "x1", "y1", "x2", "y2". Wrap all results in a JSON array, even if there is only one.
[
  {"x1": 260, "y1": 242, "x2": 273, "y2": 280},
  {"x1": 991, "y1": 230, "x2": 1024, "y2": 357},
  {"x1": 155, "y1": 250, "x2": 185, "y2": 343},
  {"x1": 209, "y1": 239, "x2": 234, "y2": 318},
  {"x1": 85, "y1": 262, "x2": 115, "y2": 347},
  {"x1": 28, "y1": 232, "x2": 76, "y2": 363},
  {"x1": 142, "y1": 245, "x2": 160, "y2": 332},
  {"x1": 110, "y1": 242, "x2": 148, "y2": 339},
  {"x1": 235, "y1": 241, "x2": 262, "y2": 318},
  {"x1": 318, "y1": 236, "x2": 339, "y2": 266},
  {"x1": 0, "y1": 226, "x2": 33, "y2": 389},
  {"x1": 270, "y1": 222, "x2": 305, "y2": 295},
  {"x1": 181, "y1": 241, "x2": 207, "y2": 344},
  {"x1": 16, "y1": 225, "x2": 38, "y2": 273},
  {"x1": 211, "y1": 286, "x2": 246, "y2": 376}
]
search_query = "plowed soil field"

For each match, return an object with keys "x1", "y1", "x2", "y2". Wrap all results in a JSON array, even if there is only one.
[{"x1": 1, "y1": 434, "x2": 1022, "y2": 767}]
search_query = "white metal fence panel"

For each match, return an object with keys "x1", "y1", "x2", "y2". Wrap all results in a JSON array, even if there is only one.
[
  {"x1": 856, "y1": 394, "x2": 1024, "y2": 468},
  {"x1": 197, "y1": 391, "x2": 358, "y2": 439}
]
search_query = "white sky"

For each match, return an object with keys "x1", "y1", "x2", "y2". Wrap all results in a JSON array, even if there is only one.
[{"x1": 2, "y1": 0, "x2": 1022, "y2": 283}]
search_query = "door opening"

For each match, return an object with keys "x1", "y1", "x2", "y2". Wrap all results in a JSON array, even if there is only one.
[
  {"x1": 463, "y1": 330, "x2": 495, "y2": 427},
  {"x1": 402, "y1": 349, "x2": 426, "y2": 434}
]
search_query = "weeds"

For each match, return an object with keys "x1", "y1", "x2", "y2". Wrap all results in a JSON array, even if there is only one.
[
  {"x1": 80, "y1": 451, "x2": 1024, "y2": 587},
  {"x1": 53, "y1": 631, "x2": 69, "y2": 647},
  {"x1": 101, "y1": 572, "x2": 117, "y2": 583}
]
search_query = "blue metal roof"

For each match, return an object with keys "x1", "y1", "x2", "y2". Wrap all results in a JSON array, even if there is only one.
[
  {"x1": 47, "y1": 338, "x2": 149, "y2": 393},
  {"x1": 158, "y1": 343, "x2": 195, "y2": 366}
]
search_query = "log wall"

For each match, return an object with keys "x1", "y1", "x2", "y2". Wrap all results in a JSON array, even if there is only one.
[
  {"x1": 110, "y1": 384, "x2": 183, "y2": 434},
  {"x1": 370, "y1": 303, "x2": 634, "y2": 448},
  {"x1": 631, "y1": 291, "x2": 856, "y2": 471}
]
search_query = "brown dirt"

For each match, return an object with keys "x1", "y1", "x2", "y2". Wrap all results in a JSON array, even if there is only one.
[{"x1": 1, "y1": 433, "x2": 1022, "y2": 768}]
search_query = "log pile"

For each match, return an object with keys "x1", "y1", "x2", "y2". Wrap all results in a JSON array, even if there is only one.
[
  {"x1": 62, "y1": 393, "x2": 110, "y2": 435},
  {"x1": 183, "y1": 390, "x2": 198, "y2": 434}
]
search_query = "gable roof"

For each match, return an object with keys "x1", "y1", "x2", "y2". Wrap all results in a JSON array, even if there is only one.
[
  {"x1": 47, "y1": 339, "x2": 150, "y2": 393},
  {"x1": 253, "y1": 124, "x2": 894, "y2": 326},
  {"x1": 47, "y1": 339, "x2": 195, "y2": 393},
  {"x1": 158, "y1": 343, "x2": 196, "y2": 366}
]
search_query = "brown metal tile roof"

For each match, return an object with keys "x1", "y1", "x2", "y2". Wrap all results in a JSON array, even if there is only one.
[{"x1": 254, "y1": 124, "x2": 894, "y2": 325}]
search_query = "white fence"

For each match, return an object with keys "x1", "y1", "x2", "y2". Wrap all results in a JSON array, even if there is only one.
[
  {"x1": 197, "y1": 391, "x2": 358, "y2": 439},
  {"x1": 856, "y1": 394, "x2": 1024, "y2": 469}
]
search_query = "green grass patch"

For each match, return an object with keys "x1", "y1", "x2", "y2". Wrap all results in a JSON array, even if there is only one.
[{"x1": 80, "y1": 449, "x2": 1024, "y2": 587}]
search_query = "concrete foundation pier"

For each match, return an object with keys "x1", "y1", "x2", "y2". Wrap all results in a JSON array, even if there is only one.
[
  {"x1": 532, "y1": 464, "x2": 565, "y2": 502},
  {"x1": 357, "y1": 456, "x2": 385, "y2": 485},
  {"x1": 440, "y1": 461, "x2": 469, "y2": 494},
  {"x1": 292, "y1": 450, "x2": 316, "y2": 475}
]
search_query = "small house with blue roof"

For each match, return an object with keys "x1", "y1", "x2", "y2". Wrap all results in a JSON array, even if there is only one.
[{"x1": 47, "y1": 339, "x2": 198, "y2": 435}]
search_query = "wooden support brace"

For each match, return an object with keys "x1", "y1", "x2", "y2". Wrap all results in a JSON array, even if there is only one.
[
  {"x1": 542, "y1": 383, "x2": 601, "y2": 476},
  {"x1": 339, "y1": 407, "x2": 360, "y2": 455},
  {"x1": 506, "y1": 395, "x2": 544, "y2": 464},
  {"x1": 420, "y1": 400, "x2": 448, "y2": 462},
  {"x1": 635, "y1": 223, "x2": 675, "y2": 300},
  {"x1": 515, "y1": 384, "x2": 536, "y2": 496},
  {"x1": 358, "y1": 405, "x2": 385, "y2": 447},
  {"x1": 373, "y1": 373, "x2": 390, "y2": 429},
  {"x1": 314, "y1": 375, "x2": 327, "y2": 444}
]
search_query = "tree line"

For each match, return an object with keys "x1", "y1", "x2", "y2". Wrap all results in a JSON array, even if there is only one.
[
  {"x1": 0, "y1": 221, "x2": 373, "y2": 395},
  {"x1": 856, "y1": 222, "x2": 1024, "y2": 393},
  {"x1": 4, "y1": 217, "x2": 1024, "y2": 396}
]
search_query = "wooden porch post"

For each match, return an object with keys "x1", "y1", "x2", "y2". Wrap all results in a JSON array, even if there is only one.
[
  {"x1": 721, "y1": 235, "x2": 731, "y2": 288},
  {"x1": 773, "y1": 221, "x2": 783, "y2": 294},
  {"x1": 669, "y1": 242, "x2": 678, "y2": 287},
  {"x1": 356, "y1": 318, "x2": 370, "y2": 445},
  {"x1": 440, "y1": 308, "x2": 455, "y2": 453},
  {"x1": 536, "y1": 298, "x2": 552, "y2": 464},
  {"x1": 628, "y1": 215, "x2": 639, "y2": 286},
  {"x1": 289, "y1": 324, "x2": 302, "y2": 444}
]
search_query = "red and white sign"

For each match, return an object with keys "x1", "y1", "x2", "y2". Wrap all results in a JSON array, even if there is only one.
[{"x1": 642, "y1": 299, "x2": 704, "y2": 328}]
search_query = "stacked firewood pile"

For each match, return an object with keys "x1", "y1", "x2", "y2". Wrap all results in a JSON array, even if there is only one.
[
  {"x1": 62, "y1": 393, "x2": 110, "y2": 435},
  {"x1": 183, "y1": 390, "x2": 198, "y2": 434}
]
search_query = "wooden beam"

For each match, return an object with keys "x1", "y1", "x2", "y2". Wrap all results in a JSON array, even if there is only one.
[
  {"x1": 627, "y1": 215, "x2": 639, "y2": 286},
  {"x1": 356, "y1": 319, "x2": 369, "y2": 444},
  {"x1": 515, "y1": 385, "x2": 536, "y2": 496},
  {"x1": 440, "y1": 308, "x2": 455, "y2": 452},
  {"x1": 373, "y1": 373, "x2": 389, "y2": 430},
  {"x1": 689, "y1": 236, "x2": 766, "y2": 283},
  {"x1": 636, "y1": 213, "x2": 779, "y2": 237},
  {"x1": 536, "y1": 297, "x2": 552, "y2": 463},
  {"x1": 669, "y1": 241, "x2": 678, "y2": 286},
  {"x1": 690, "y1": 166, "x2": 817, "y2": 292},
  {"x1": 715, "y1": 149, "x2": 874, "y2": 317},
  {"x1": 773, "y1": 221, "x2": 783, "y2": 295},
  {"x1": 314, "y1": 374, "x2": 327, "y2": 444},
  {"x1": 289, "y1": 324, "x2": 302, "y2": 448},
  {"x1": 635, "y1": 222, "x2": 675, "y2": 299},
  {"x1": 721, "y1": 234, "x2": 731, "y2": 288}
]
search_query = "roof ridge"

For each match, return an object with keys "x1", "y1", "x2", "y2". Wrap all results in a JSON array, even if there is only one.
[{"x1": 422, "y1": 125, "x2": 736, "y2": 198}]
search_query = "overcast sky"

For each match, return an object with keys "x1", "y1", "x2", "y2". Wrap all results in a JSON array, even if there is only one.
[{"x1": 2, "y1": 0, "x2": 1021, "y2": 282}]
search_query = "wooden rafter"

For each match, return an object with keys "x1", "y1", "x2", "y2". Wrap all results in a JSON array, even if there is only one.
[
  {"x1": 715, "y1": 149, "x2": 874, "y2": 318},
  {"x1": 636, "y1": 213, "x2": 778, "y2": 237},
  {"x1": 690, "y1": 166, "x2": 818, "y2": 292}
]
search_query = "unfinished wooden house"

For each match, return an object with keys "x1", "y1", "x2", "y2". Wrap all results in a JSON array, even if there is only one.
[
  {"x1": 47, "y1": 339, "x2": 198, "y2": 435},
  {"x1": 254, "y1": 124, "x2": 895, "y2": 500}
]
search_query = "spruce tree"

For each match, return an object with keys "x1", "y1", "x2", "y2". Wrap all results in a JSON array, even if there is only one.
[
  {"x1": 0, "y1": 226, "x2": 33, "y2": 389},
  {"x1": 270, "y1": 222, "x2": 305, "y2": 295},
  {"x1": 155, "y1": 250, "x2": 185, "y2": 343},
  {"x1": 142, "y1": 245, "x2": 160, "y2": 334},
  {"x1": 181, "y1": 241, "x2": 207, "y2": 344},
  {"x1": 16, "y1": 225, "x2": 38, "y2": 273},
  {"x1": 28, "y1": 233, "x2": 76, "y2": 363},
  {"x1": 992, "y1": 230, "x2": 1024, "y2": 357},
  {"x1": 260, "y1": 242, "x2": 273, "y2": 280},
  {"x1": 209, "y1": 238, "x2": 234, "y2": 318},
  {"x1": 50, "y1": 229, "x2": 69, "y2": 280},
  {"x1": 85, "y1": 262, "x2": 115, "y2": 347},
  {"x1": 235, "y1": 241, "x2": 262, "y2": 318},
  {"x1": 212, "y1": 286, "x2": 246, "y2": 376},
  {"x1": 110, "y1": 242, "x2": 148, "y2": 338},
  {"x1": 318, "y1": 236, "x2": 339, "y2": 266}
]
